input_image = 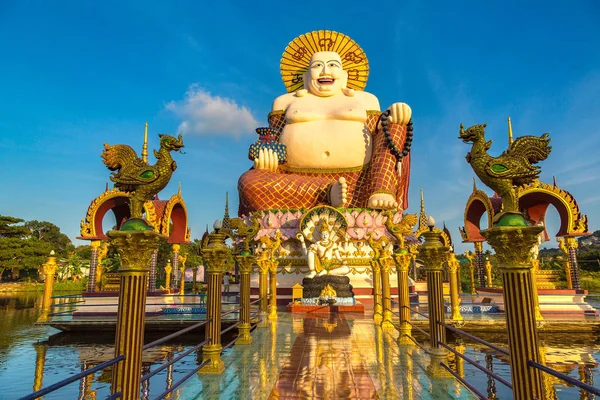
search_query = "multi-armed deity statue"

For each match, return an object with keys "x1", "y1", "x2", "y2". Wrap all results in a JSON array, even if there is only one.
[{"x1": 236, "y1": 30, "x2": 415, "y2": 306}]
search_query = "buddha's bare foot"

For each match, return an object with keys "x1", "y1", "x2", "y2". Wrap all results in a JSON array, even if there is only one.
[
  {"x1": 368, "y1": 193, "x2": 398, "y2": 210},
  {"x1": 307, "y1": 270, "x2": 317, "y2": 278},
  {"x1": 330, "y1": 177, "x2": 347, "y2": 207}
]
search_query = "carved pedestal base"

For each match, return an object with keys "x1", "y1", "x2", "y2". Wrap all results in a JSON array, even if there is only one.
[{"x1": 302, "y1": 275, "x2": 354, "y2": 298}]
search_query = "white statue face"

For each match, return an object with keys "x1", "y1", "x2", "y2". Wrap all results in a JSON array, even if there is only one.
[
  {"x1": 304, "y1": 51, "x2": 348, "y2": 97},
  {"x1": 321, "y1": 230, "x2": 330, "y2": 241}
]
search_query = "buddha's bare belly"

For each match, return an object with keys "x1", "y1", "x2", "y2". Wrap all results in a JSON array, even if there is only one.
[{"x1": 280, "y1": 120, "x2": 372, "y2": 169}]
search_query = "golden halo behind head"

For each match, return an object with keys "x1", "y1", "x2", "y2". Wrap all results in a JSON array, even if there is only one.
[{"x1": 280, "y1": 30, "x2": 369, "y2": 93}]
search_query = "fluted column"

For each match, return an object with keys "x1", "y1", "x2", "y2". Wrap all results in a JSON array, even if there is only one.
[
  {"x1": 485, "y1": 258, "x2": 493, "y2": 288},
  {"x1": 88, "y1": 240, "x2": 101, "y2": 292},
  {"x1": 419, "y1": 228, "x2": 450, "y2": 378},
  {"x1": 370, "y1": 260, "x2": 383, "y2": 324},
  {"x1": 380, "y1": 257, "x2": 394, "y2": 329},
  {"x1": 179, "y1": 266, "x2": 186, "y2": 296},
  {"x1": 474, "y1": 241, "x2": 486, "y2": 287},
  {"x1": 482, "y1": 223, "x2": 546, "y2": 400},
  {"x1": 531, "y1": 259, "x2": 544, "y2": 321},
  {"x1": 171, "y1": 244, "x2": 180, "y2": 291},
  {"x1": 447, "y1": 253, "x2": 463, "y2": 321},
  {"x1": 465, "y1": 251, "x2": 477, "y2": 295},
  {"x1": 393, "y1": 251, "x2": 413, "y2": 345},
  {"x1": 199, "y1": 230, "x2": 230, "y2": 374},
  {"x1": 149, "y1": 249, "x2": 158, "y2": 291},
  {"x1": 164, "y1": 261, "x2": 172, "y2": 290},
  {"x1": 257, "y1": 259, "x2": 270, "y2": 317},
  {"x1": 565, "y1": 237, "x2": 581, "y2": 290},
  {"x1": 108, "y1": 226, "x2": 163, "y2": 399},
  {"x1": 268, "y1": 260, "x2": 279, "y2": 321},
  {"x1": 236, "y1": 254, "x2": 255, "y2": 344},
  {"x1": 38, "y1": 251, "x2": 58, "y2": 323}
]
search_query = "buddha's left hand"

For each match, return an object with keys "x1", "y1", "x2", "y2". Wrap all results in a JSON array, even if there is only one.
[{"x1": 387, "y1": 102, "x2": 412, "y2": 125}]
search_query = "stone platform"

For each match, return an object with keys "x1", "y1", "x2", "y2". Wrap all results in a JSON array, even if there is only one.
[{"x1": 286, "y1": 301, "x2": 365, "y2": 314}]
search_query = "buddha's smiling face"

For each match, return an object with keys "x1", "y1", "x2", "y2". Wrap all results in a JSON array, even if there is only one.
[{"x1": 304, "y1": 51, "x2": 348, "y2": 97}]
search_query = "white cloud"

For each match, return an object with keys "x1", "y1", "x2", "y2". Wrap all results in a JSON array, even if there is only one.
[{"x1": 165, "y1": 85, "x2": 259, "y2": 138}]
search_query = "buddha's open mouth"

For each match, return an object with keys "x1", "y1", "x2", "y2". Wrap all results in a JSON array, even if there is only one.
[{"x1": 317, "y1": 78, "x2": 335, "y2": 85}]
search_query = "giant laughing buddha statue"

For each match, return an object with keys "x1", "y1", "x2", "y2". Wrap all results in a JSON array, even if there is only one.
[{"x1": 238, "y1": 31, "x2": 413, "y2": 215}]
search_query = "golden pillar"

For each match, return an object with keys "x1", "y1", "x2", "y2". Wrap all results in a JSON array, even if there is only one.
[
  {"x1": 268, "y1": 260, "x2": 279, "y2": 321},
  {"x1": 447, "y1": 252, "x2": 463, "y2": 321},
  {"x1": 179, "y1": 266, "x2": 186, "y2": 296},
  {"x1": 38, "y1": 251, "x2": 58, "y2": 322},
  {"x1": 418, "y1": 221, "x2": 450, "y2": 378},
  {"x1": 482, "y1": 222, "x2": 546, "y2": 400},
  {"x1": 393, "y1": 251, "x2": 413, "y2": 344},
  {"x1": 164, "y1": 260, "x2": 172, "y2": 290},
  {"x1": 88, "y1": 240, "x2": 101, "y2": 292},
  {"x1": 485, "y1": 258, "x2": 493, "y2": 287},
  {"x1": 236, "y1": 254, "x2": 255, "y2": 344},
  {"x1": 465, "y1": 251, "x2": 477, "y2": 295},
  {"x1": 257, "y1": 260, "x2": 269, "y2": 317},
  {"x1": 199, "y1": 223, "x2": 230, "y2": 374},
  {"x1": 108, "y1": 225, "x2": 163, "y2": 399},
  {"x1": 531, "y1": 259, "x2": 544, "y2": 321},
  {"x1": 33, "y1": 343, "x2": 47, "y2": 392},
  {"x1": 558, "y1": 238, "x2": 573, "y2": 289},
  {"x1": 192, "y1": 266, "x2": 198, "y2": 294},
  {"x1": 380, "y1": 257, "x2": 394, "y2": 329},
  {"x1": 96, "y1": 264, "x2": 105, "y2": 292},
  {"x1": 96, "y1": 241, "x2": 109, "y2": 292},
  {"x1": 370, "y1": 259, "x2": 383, "y2": 324},
  {"x1": 171, "y1": 244, "x2": 181, "y2": 291}
]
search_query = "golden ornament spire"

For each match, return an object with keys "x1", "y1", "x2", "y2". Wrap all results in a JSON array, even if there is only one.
[
  {"x1": 418, "y1": 189, "x2": 428, "y2": 231},
  {"x1": 508, "y1": 116, "x2": 513, "y2": 146},
  {"x1": 142, "y1": 122, "x2": 149, "y2": 163},
  {"x1": 473, "y1": 177, "x2": 477, "y2": 192},
  {"x1": 222, "y1": 192, "x2": 231, "y2": 234},
  {"x1": 178, "y1": 181, "x2": 182, "y2": 195}
]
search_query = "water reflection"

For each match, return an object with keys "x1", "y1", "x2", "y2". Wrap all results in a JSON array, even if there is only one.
[{"x1": 2, "y1": 292, "x2": 600, "y2": 399}]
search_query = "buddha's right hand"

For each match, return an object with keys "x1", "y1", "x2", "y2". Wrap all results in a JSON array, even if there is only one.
[{"x1": 253, "y1": 148, "x2": 279, "y2": 172}]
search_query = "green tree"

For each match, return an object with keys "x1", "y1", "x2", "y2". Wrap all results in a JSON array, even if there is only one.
[
  {"x1": 24, "y1": 220, "x2": 73, "y2": 257},
  {"x1": 0, "y1": 216, "x2": 29, "y2": 238},
  {"x1": 0, "y1": 216, "x2": 54, "y2": 280}
]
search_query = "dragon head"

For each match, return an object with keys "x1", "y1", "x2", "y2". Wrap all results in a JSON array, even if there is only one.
[
  {"x1": 459, "y1": 123, "x2": 487, "y2": 143},
  {"x1": 159, "y1": 133, "x2": 185, "y2": 152}
]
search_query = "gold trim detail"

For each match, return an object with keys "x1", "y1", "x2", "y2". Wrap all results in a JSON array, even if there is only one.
[
  {"x1": 161, "y1": 193, "x2": 191, "y2": 241},
  {"x1": 281, "y1": 30, "x2": 369, "y2": 93},
  {"x1": 279, "y1": 163, "x2": 368, "y2": 174},
  {"x1": 80, "y1": 188, "x2": 129, "y2": 237},
  {"x1": 268, "y1": 110, "x2": 286, "y2": 118},
  {"x1": 517, "y1": 180, "x2": 588, "y2": 234}
]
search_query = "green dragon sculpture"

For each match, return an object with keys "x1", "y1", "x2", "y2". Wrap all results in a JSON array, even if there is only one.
[
  {"x1": 459, "y1": 123, "x2": 551, "y2": 216},
  {"x1": 102, "y1": 134, "x2": 184, "y2": 219}
]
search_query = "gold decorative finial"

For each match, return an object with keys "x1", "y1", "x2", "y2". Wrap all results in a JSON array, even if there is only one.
[
  {"x1": 419, "y1": 189, "x2": 428, "y2": 231},
  {"x1": 178, "y1": 181, "x2": 182, "y2": 194},
  {"x1": 142, "y1": 122, "x2": 149, "y2": 164},
  {"x1": 473, "y1": 177, "x2": 477, "y2": 192},
  {"x1": 553, "y1": 176, "x2": 557, "y2": 187},
  {"x1": 508, "y1": 117, "x2": 513, "y2": 146}
]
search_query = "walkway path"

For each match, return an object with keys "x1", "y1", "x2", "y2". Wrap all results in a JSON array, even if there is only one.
[{"x1": 178, "y1": 312, "x2": 476, "y2": 399}]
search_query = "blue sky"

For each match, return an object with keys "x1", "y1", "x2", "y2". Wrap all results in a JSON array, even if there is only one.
[{"x1": 1, "y1": 1, "x2": 599, "y2": 253}]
